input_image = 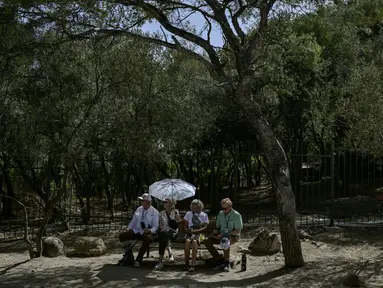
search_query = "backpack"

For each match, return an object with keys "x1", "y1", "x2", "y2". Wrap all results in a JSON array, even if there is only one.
[
  {"x1": 191, "y1": 212, "x2": 202, "y2": 229},
  {"x1": 117, "y1": 242, "x2": 136, "y2": 266}
]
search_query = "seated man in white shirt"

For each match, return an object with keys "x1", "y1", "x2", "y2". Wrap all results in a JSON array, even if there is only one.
[{"x1": 119, "y1": 193, "x2": 159, "y2": 268}]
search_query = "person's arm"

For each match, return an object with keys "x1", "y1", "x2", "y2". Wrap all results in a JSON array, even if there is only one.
[
  {"x1": 174, "y1": 209, "x2": 182, "y2": 223},
  {"x1": 150, "y1": 210, "x2": 160, "y2": 234},
  {"x1": 184, "y1": 212, "x2": 191, "y2": 233},
  {"x1": 127, "y1": 208, "x2": 140, "y2": 230},
  {"x1": 159, "y1": 211, "x2": 167, "y2": 231},
  {"x1": 230, "y1": 213, "x2": 243, "y2": 236},
  {"x1": 191, "y1": 213, "x2": 208, "y2": 233},
  {"x1": 213, "y1": 213, "x2": 222, "y2": 238},
  {"x1": 191, "y1": 222, "x2": 207, "y2": 233}
]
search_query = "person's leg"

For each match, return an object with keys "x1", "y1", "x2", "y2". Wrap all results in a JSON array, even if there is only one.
[
  {"x1": 167, "y1": 240, "x2": 174, "y2": 261},
  {"x1": 159, "y1": 231, "x2": 169, "y2": 261},
  {"x1": 223, "y1": 247, "x2": 230, "y2": 261},
  {"x1": 202, "y1": 237, "x2": 221, "y2": 260},
  {"x1": 136, "y1": 233, "x2": 153, "y2": 263},
  {"x1": 223, "y1": 235, "x2": 238, "y2": 262},
  {"x1": 222, "y1": 235, "x2": 238, "y2": 272},
  {"x1": 119, "y1": 229, "x2": 137, "y2": 243},
  {"x1": 189, "y1": 239, "x2": 198, "y2": 271},
  {"x1": 183, "y1": 239, "x2": 191, "y2": 270},
  {"x1": 154, "y1": 231, "x2": 168, "y2": 270}
]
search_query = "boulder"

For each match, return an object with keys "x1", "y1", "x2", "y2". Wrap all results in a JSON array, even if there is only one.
[
  {"x1": 298, "y1": 229, "x2": 313, "y2": 240},
  {"x1": 248, "y1": 229, "x2": 281, "y2": 256},
  {"x1": 74, "y1": 236, "x2": 107, "y2": 257},
  {"x1": 342, "y1": 273, "x2": 365, "y2": 287},
  {"x1": 42, "y1": 236, "x2": 65, "y2": 257}
]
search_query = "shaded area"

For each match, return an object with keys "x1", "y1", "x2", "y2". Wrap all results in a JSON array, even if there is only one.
[
  {"x1": 0, "y1": 239, "x2": 29, "y2": 254},
  {"x1": 0, "y1": 265, "x2": 99, "y2": 288},
  {"x1": 314, "y1": 227, "x2": 383, "y2": 248},
  {"x1": 0, "y1": 256, "x2": 382, "y2": 288},
  {"x1": 0, "y1": 259, "x2": 30, "y2": 276}
]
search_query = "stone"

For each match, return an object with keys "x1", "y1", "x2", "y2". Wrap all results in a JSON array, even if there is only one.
[
  {"x1": 248, "y1": 229, "x2": 281, "y2": 256},
  {"x1": 342, "y1": 273, "x2": 365, "y2": 287},
  {"x1": 74, "y1": 236, "x2": 107, "y2": 256},
  {"x1": 42, "y1": 236, "x2": 65, "y2": 257},
  {"x1": 298, "y1": 229, "x2": 313, "y2": 240}
]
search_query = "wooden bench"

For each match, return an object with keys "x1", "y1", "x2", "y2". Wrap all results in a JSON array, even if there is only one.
[{"x1": 145, "y1": 219, "x2": 220, "y2": 257}]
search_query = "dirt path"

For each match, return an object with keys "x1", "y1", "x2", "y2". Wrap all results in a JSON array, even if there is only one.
[{"x1": 1, "y1": 227, "x2": 383, "y2": 288}]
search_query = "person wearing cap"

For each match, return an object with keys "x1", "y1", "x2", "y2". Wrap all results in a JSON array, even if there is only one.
[
  {"x1": 203, "y1": 198, "x2": 243, "y2": 272},
  {"x1": 183, "y1": 199, "x2": 208, "y2": 272},
  {"x1": 119, "y1": 193, "x2": 159, "y2": 268},
  {"x1": 154, "y1": 198, "x2": 182, "y2": 270}
]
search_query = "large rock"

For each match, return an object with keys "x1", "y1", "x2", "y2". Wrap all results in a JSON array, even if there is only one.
[
  {"x1": 298, "y1": 229, "x2": 313, "y2": 240},
  {"x1": 248, "y1": 229, "x2": 281, "y2": 256},
  {"x1": 342, "y1": 273, "x2": 365, "y2": 287},
  {"x1": 42, "y1": 236, "x2": 65, "y2": 257},
  {"x1": 74, "y1": 237, "x2": 107, "y2": 256}
]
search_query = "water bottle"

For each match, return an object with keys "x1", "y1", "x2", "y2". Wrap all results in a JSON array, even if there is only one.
[{"x1": 241, "y1": 253, "x2": 247, "y2": 271}]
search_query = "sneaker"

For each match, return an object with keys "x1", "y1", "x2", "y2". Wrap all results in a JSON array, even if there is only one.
[
  {"x1": 134, "y1": 261, "x2": 140, "y2": 268},
  {"x1": 213, "y1": 261, "x2": 226, "y2": 270},
  {"x1": 183, "y1": 264, "x2": 190, "y2": 271},
  {"x1": 168, "y1": 253, "x2": 174, "y2": 262},
  {"x1": 223, "y1": 264, "x2": 230, "y2": 272},
  {"x1": 154, "y1": 262, "x2": 164, "y2": 270}
]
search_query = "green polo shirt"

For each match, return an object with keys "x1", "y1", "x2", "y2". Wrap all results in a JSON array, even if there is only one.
[{"x1": 216, "y1": 209, "x2": 243, "y2": 235}]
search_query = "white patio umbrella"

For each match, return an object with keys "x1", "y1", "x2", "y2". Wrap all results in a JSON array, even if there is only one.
[{"x1": 148, "y1": 178, "x2": 196, "y2": 201}]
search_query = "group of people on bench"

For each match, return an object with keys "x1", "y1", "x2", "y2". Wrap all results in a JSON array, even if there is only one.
[{"x1": 119, "y1": 193, "x2": 243, "y2": 272}]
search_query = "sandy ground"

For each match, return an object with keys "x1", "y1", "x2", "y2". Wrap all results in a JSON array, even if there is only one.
[{"x1": 1, "y1": 227, "x2": 383, "y2": 288}]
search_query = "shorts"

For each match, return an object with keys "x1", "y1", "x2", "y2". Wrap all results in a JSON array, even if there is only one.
[{"x1": 185, "y1": 233, "x2": 205, "y2": 244}]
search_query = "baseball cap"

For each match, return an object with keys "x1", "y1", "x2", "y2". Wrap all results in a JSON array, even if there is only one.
[
  {"x1": 138, "y1": 193, "x2": 152, "y2": 202},
  {"x1": 220, "y1": 236, "x2": 230, "y2": 250}
]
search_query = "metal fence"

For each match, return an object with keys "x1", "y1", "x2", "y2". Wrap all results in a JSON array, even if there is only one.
[{"x1": 1, "y1": 148, "x2": 383, "y2": 240}]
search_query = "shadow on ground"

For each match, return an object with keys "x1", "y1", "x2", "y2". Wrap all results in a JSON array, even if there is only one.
[
  {"x1": 1, "y1": 255, "x2": 382, "y2": 288},
  {"x1": 315, "y1": 227, "x2": 383, "y2": 249}
]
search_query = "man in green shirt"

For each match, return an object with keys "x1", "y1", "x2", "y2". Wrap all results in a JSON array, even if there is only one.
[{"x1": 203, "y1": 198, "x2": 243, "y2": 272}]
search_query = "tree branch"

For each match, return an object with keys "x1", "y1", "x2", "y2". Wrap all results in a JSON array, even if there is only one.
[
  {"x1": 163, "y1": 1, "x2": 215, "y2": 19},
  {"x1": 231, "y1": 3, "x2": 247, "y2": 42},
  {"x1": 246, "y1": 0, "x2": 276, "y2": 57},
  {"x1": 67, "y1": 28, "x2": 222, "y2": 81},
  {"x1": 117, "y1": 0, "x2": 224, "y2": 76},
  {"x1": 204, "y1": 0, "x2": 241, "y2": 51}
]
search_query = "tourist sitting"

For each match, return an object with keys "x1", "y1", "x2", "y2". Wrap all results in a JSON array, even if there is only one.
[
  {"x1": 118, "y1": 193, "x2": 159, "y2": 268},
  {"x1": 203, "y1": 198, "x2": 243, "y2": 272},
  {"x1": 154, "y1": 198, "x2": 182, "y2": 270},
  {"x1": 183, "y1": 199, "x2": 208, "y2": 272}
]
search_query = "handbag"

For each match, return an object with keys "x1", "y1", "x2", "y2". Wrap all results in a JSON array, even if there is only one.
[
  {"x1": 166, "y1": 211, "x2": 179, "y2": 231},
  {"x1": 166, "y1": 211, "x2": 179, "y2": 239}
]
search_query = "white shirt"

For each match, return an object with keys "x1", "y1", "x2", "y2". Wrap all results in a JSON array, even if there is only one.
[
  {"x1": 184, "y1": 211, "x2": 209, "y2": 229},
  {"x1": 128, "y1": 205, "x2": 159, "y2": 235}
]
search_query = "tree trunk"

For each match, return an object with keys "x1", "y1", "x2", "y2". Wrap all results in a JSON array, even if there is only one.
[
  {"x1": 255, "y1": 156, "x2": 262, "y2": 186},
  {"x1": 234, "y1": 81, "x2": 304, "y2": 268},
  {"x1": 36, "y1": 168, "x2": 69, "y2": 257},
  {"x1": 125, "y1": 161, "x2": 133, "y2": 203},
  {"x1": 100, "y1": 155, "x2": 113, "y2": 212},
  {"x1": 2, "y1": 167, "x2": 15, "y2": 219},
  {"x1": 77, "y1": 195, "x2": 90, "y2": 225}
]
